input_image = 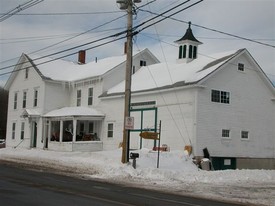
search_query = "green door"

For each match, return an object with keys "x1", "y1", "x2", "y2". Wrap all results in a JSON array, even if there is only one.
[{"x1": 211, "y1": 157, "x2": 236, "y2": 170}]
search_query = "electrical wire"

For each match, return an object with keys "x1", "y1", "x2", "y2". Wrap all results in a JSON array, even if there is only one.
[
  {"x1": 0, "y1": 0, "x2": 44, "y2": 22},
  {"x1": 139, "y1": 9, "x2": 275, "y2": 49},
  {"x1": 0, "y1": 0, "x2": 197, "y2": 72}
]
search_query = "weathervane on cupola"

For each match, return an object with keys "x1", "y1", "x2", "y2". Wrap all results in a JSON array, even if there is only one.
[{"x1": 175, "y1": 22, "x2": 202, "y2": 63}]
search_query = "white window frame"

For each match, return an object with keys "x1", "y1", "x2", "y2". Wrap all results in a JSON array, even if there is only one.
[
  {"x1": 88, "y1": 88, "x2": 93, "y2": 106},
  {"x1": 21, "y1": 122, "x2": 25, "y2": 140},
  {"x1": 211, "y1": 89, "x2": 230, "y2": 104},
  {"x1": 22, "y1": 91, "x2": 27, "y2": 108},
  {"x1": 222, "y1": 129, "x2": 230, "y2": 138},
  {"x1": 107, "y1": 123, "x2": 114, "y2": 138},
  {"x1": 241, "y1": 131, "x2": 249, "y2": 140},
  {"x1": 12, "y1": 122, "x2": 16, "y2": 140},
  {"x1": 77, "y1": 90, "x2": 81, "y2": 106},
  {"x1": 238, "y1": 63, "x2": 245, "y2": 72},
  {"x1": 14, "y1": 92, "x2": 18, "y2": 110},
  {"x1": 33, "y1": 89, "x2": 38, "y2": 107},
  {"x1": 25, "y1": 68, "x2": 29, "y2": 79}
]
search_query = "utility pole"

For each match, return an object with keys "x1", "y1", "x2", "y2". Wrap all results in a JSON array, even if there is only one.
[{"x1": 117, "y1": 0, "x2": 141, "y2": 163}]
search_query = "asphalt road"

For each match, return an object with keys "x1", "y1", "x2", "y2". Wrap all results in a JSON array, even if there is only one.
[{"x1": 0, "y1": 161, "x2": 246, "y2": 206}]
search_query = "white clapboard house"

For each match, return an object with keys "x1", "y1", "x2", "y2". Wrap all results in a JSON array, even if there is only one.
[
  {"x1": 4, "y1": 48, "x2": 159, "y2": 152},
  {"x1": 99, "y1": 24, "x2": 275, "y2": 169},
  {"x1": 5, "y1": 24, "x2": 275, "y2": 169}
]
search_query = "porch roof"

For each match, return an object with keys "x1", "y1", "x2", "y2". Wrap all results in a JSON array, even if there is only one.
[
  {"x1": 43, "y1": 107, "x2": 105, "y2": 119},
  {"x1": 21, "y1": 109, "x2": 41, "y2": 118}
]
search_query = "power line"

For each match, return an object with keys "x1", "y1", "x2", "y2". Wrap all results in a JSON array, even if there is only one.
[
  {"x1": 0, "y1": 0, "x2": 203, "y2": 76},
  {"x1": 0, "y1": 0, "x2": 193, "y2": 71},
  {"x1": 0, "y1": 0, "x2": 44, "y2": 22},
  {"x1": 0, "y1": 11, "x2": 122, "y2": 16},
  {"x1": 139, "y1": 9, "x2": 275, "y2": 49}
]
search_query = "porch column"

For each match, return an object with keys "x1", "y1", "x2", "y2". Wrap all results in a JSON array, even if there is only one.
[
  {"x1": 59, "y1": 120, "x2": 63, "y2": 142},
  {"x1": 73, "y1": 118, "x2": 77, "y2": 142}
]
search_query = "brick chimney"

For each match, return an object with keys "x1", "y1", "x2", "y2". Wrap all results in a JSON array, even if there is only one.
[{"x1": 78, "y1": 50, "x2": 86, "y2": 64}]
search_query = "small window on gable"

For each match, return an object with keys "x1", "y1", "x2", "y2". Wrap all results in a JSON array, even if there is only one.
[
  {"x1": 25, "y1": 68, "x2": 29, "y2": 79},
  {"x1": 238, "y1": 63, "x2": 244, "y2": 71},
  {"x1": 33, "y1": 89, "x2": 38, "y2": 107},
  {"x1": 140, "y1": 60, "x2": 146, "y2": 67},
  {"x1": 14, "y1": 92, "x2": 18, "y2": 110}
]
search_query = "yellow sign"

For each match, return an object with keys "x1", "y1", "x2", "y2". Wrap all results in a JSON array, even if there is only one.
[{"x1": 139, "y1": 132, "x2": 159, "y2": 140}]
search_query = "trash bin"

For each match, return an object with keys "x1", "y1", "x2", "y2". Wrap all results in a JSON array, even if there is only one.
[{"x1": 200, "y1": 158, "x2": 210, "y2": 171}]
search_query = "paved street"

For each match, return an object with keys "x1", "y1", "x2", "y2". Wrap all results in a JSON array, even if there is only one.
[{"x1": 0, "y1": 161, "x2": 246, "y2": 206}]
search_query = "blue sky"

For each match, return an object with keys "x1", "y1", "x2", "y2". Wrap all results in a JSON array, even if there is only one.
[{"x1": 0, "y1": 0, "x2": 274, "y2": 86}]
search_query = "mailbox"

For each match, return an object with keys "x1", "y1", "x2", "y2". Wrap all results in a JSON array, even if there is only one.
[{"x1": 130, "y1": 152, "x2": 139, "y2": 159}]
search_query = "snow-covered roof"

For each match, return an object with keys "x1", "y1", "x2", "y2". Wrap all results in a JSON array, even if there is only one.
[
  {"x1": 105, "y1": 49, "x2": 243, "y2": 96},
  {"x1": 43, "y1": 107, "x2": 105, "y2": 118},
  {"x1": 21, "y1": 108, "x2": 41, "y2": 118},
  {"x1": 26, "y1": 54, "x2": 126, "y2": 82}
]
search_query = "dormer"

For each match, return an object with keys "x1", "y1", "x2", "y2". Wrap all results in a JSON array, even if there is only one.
[{"x1": 175, "y1": 22, "x2": 202, "y2": 63}]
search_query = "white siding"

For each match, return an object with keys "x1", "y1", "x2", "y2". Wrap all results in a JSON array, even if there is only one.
[
  {"x1": 6, "y1": 59, "x2": 45, "y2": 148},
  {"x1": 196, "y1": 54, "x2": 275, "y2": 158},
  {"x1": 100, "y1": 87, "x2": 197, "y2": 151}
]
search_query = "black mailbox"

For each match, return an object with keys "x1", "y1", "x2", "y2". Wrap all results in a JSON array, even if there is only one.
[{"x1": 130, "y1": 152, "x2": 139, "y2": 159}]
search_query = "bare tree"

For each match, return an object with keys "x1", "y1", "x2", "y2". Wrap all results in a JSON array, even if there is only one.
[{"x1": 0, "y1": 87, "x2": 8, "y2": 139}]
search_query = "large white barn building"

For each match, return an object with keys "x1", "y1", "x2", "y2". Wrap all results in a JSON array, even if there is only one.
[{"x1": 4, "y1": 24, "x2": 275, "y2": 169}]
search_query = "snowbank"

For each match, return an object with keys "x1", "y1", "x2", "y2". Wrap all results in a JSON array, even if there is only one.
[{"x1": 0, "y1": 147, "x2": 274, "y2": 206}]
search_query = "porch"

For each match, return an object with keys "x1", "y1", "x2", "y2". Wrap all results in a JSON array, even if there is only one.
[{"x1": 43, "y1": 107, "x2": 105, "y2": 152}]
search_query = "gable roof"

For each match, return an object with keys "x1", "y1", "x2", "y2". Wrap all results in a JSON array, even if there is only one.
[
  {"x1": 43, "y1": 107, "x2": 105, "y2": 118},
  {"x1": 103, "y1": 49, "x2": 243, "y2": 97},
  {"x1": 26, "y1": 54, "x2": 126, "y2": 82}
]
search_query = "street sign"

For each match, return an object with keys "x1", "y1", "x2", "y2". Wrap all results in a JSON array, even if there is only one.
[
  {"x1": 139, "y1": 131, "x2": 159, "y2": 140},
  {"x1": 125, "y1": 116, "x2": 134, "y2": 130}
]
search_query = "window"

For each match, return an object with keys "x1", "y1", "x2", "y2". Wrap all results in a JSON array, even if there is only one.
[
  {"x1": 241, "y1": 131, "x2": 249, "y2": 139},
  {"x1": 238, "y1": 63, "x2": 244, "y2": 71},
  {"x1": 211, "y1": 90, "x2": 230, "y2": 104},
  {"x1": 14, "y1": 92, "x2": 18, "y2": 110},
  {"x1": 21, "y1": 122, "x2": 25, "y2": 140},
  {"x1": 183, "y1": 45, "x2": 186, "y2": 58},
  {"x1": 179, "y1": 45, "x2": 183, "y2": 59},
  {"x1": 23, "y1": 91, "x2": 27, "y2": 108},
  {"x1": 140, "y1": 60, "x2": 146, "y2": 67},
  {"x1": 33, "y1": 89, "x2": 38, "y2": 107},
  {"x1": 193, "y1": 46, "x2": 197, "y2": 59},
  {"x1": 25, "y1": 68, "x2": 29, "y2": 79},
  {"x1": 107, "y1": 123, "x2": 114, "y2": 138},
  {"x1": 77, "y1": 90, "x2": 81, "y2": 106},
  {"x1": 88, "y1": 88, "x2": 93, "y2": 106},
  {"x1": 188, "y1": 45, "x2": 193, "y2": 58},
  {"x1": 222, "y1": 129, "x2": 230, "y2": 138},
  {"x1": 132, "y1": 66, "x2": 136, "y2": 74},
  {"x1": 179, "y1": 45, "x2": 187, "y2": 59},
  {"x1": 12, "y1": 123, "x2": 16, "y2": 139},
  {"x1": 89, "y1": 122, "x2": 94, "y2": 133}
]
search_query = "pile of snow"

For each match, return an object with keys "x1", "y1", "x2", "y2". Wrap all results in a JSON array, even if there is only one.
[{"x1": 0, "y1": 148, "x2": 274, "y2": 206}]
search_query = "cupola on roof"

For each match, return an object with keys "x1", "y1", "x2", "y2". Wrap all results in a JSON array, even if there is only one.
[{"x1": 175, "y1": 22, "x2": 202, "y2": 44}]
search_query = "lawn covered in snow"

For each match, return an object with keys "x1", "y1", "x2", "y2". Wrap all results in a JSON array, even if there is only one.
[{"x1": 0, "y1": 147, "x2": 274, "y2": 206}]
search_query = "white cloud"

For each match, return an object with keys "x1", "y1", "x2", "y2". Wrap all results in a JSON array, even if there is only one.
[{"x1": 0, "y1": 0, "x2": 274, "y2": 85}]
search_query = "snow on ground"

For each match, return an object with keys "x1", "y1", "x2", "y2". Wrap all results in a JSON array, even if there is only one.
[{"x1": 0, "y1": 147, "x2": 274, "y2": 206}]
